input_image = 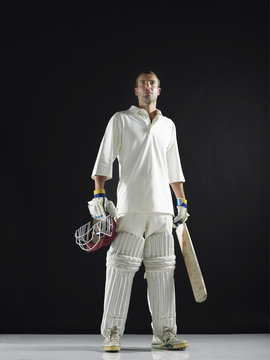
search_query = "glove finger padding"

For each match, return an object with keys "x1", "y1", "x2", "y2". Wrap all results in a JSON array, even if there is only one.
[
  {"x1": 173, "y1": 210, "x2": 190, "y2": 225},
  {"x1": 106, "y1": 200, "x2": 118, "y2": 218},
  {"x1": 88, "y1": 198, "x2": 107, "y2": 219}
]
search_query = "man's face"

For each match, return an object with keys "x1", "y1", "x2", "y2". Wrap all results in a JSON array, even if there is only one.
[{"x1": 134, "y1": 74, "x2": 161, "y2": 105}]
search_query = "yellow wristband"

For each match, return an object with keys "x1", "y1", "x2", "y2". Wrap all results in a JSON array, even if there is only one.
[
  {"x1": 177, "y1": 198, "x2": 187, "y2": 206},
  {"x1": 94, "y1": 189, "x2": 105, "y2": 195}
]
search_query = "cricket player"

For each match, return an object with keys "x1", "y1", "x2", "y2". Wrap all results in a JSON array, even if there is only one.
[{"x1": 88, "y1": 70, "x2": 189, "y2": 352}]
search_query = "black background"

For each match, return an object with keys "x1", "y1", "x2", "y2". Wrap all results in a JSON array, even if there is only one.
[{"x1": 1, "y1": 1, "x2": 269, "y2": 334}]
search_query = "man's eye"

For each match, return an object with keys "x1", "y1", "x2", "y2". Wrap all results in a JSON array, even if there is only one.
[{"x1": 150, "y1": 81, "x2": 156, "y2": 85}]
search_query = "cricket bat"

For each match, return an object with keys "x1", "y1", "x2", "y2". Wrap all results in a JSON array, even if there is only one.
[{"x1": 176, "y1": 223, "x2": 207, "y2": 303}]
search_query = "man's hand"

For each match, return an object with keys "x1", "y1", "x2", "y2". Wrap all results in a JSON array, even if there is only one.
[
  {"x1": 88, "y1": 189, "x2": 117, "y2": 219},
  {"x1": 173, "y1": 198, "x2": 189, "y2": 226}
]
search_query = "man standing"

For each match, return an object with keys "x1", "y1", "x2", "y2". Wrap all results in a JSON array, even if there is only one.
[{"x1": 88, "y1": 70, "x2": 189, "y2": 352}]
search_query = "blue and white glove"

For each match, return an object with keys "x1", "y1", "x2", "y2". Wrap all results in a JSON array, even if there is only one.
[
  {"x1": 173, "y1": 198, "x2": 189, "y2": 227},
  {"x1": 88, "y1": 189, "x2": 117, "y2": 219}
]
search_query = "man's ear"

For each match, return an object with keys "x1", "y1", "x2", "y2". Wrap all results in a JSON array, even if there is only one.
[
  {"x1": 134, "y1": 87, "x2": 138, "y2": 96},
  {"x1": 158, "y1": 87, "x2": 161, "y2": 96}
]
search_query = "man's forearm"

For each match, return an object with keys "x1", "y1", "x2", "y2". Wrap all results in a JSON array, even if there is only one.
[
  {"x1": 94, "y1": 175, "x2": 107, "y2": 190},
  {"x1": 170, "y1": 181, "x2": 186, "y2": 199}
]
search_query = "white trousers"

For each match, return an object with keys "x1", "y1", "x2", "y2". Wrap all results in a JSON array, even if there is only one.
[
  {"x1": 101, "y1": 213, "x2": 177, "y2": 338},
  {"x1": 116, "y1": 212, "x2": 173, "y2": 238}
]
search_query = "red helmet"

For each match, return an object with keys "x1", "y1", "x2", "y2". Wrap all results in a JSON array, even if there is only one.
[{"x1": 75, "y1": 215, "x2": 116, "y2": 253}]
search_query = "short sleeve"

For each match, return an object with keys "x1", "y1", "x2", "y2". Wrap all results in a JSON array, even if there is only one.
[
  {"x1": 166, "y1": 123, "x2": 185, "y2": 183},
  {"x1": 91, "y1": 113, "x2": 122, "y2": 181}
]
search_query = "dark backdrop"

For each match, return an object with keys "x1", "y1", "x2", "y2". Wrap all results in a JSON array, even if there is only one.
[{"x1": 1, "y1": 1, "x2": 269, "y2": 334}]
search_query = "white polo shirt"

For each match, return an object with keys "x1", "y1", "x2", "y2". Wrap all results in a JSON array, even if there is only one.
[{"x1": 91, "y1": 105, "x2": 185, "y2": 215}]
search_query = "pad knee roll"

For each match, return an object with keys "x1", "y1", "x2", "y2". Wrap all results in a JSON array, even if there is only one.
[
  {"x1": 143, "y1": 255, "x2": 176, "y2": 272},
  {"x1": 107, "y1": 253, "x2": 142, "y2": 272}
]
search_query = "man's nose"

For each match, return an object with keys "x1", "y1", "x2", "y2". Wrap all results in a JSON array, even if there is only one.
[{"x1": 145, "y1": 82, "x2": 151, "y2": 89}]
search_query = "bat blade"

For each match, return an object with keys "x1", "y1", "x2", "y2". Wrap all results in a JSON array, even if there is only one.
[{"x1": 176, "y1": 223, "x2": 207, "y2": 303}]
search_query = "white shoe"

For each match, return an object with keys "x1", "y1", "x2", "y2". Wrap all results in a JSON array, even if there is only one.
[
  {"x1": 103, "y1": 326, "x2": 121, "y2": 352},
  {"x1": 152, "y1": 327, "x2": 189, "y2": 350}
]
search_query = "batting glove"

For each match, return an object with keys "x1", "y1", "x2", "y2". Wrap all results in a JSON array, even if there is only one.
[
  {"x1": 173, "y1": 198, "x2": 189, "y2": 226},
  {"x1": 88, "y1": 189, "x2": 117, "y2": 219}
]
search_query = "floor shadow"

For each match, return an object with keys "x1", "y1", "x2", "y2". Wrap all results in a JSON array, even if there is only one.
[
  {"x1": 120, "y1": 347, "x2": 151, "y2": 352},
  {"x1": 0, "y1": 345, "x2": 101, "y2": 352}
]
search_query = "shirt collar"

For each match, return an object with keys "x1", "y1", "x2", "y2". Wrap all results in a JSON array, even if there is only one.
[{"x1": 129, "y1": 105, "x2": 162, "y2": 117}]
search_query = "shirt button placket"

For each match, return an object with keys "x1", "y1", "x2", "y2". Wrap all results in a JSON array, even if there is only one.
[{"x1": 146, "y1": 116, "x2": 151, "y2": 136}]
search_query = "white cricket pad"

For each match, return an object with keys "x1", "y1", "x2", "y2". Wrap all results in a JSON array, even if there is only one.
[
  {"x1": 101, "y1": 232, "x2": 144, "y2": 336},
  {"x1": 143, "y1": 232, "x2": 177, "y2": 338}
]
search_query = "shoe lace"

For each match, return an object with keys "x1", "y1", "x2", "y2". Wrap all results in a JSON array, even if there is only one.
[
  {"x1": 162, "y1": 327, "x2": 177, "y2": 343},
  {"x1": 108, "y1": 326, "x2": 120, "y2": 341}
]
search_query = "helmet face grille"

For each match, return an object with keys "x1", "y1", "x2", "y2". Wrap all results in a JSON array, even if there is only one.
[{"x1": 75, "y1": 215, "x2": 116, "y2": 252}]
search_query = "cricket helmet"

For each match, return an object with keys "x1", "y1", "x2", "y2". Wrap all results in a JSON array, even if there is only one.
[{"x1": 75, "y1": 215, "x2": 116, "y2": 253}]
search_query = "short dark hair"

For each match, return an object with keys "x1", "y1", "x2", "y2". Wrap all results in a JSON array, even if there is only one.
[{"x1": 135, "y1": 70, "x2": 160, "y2": 87}]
